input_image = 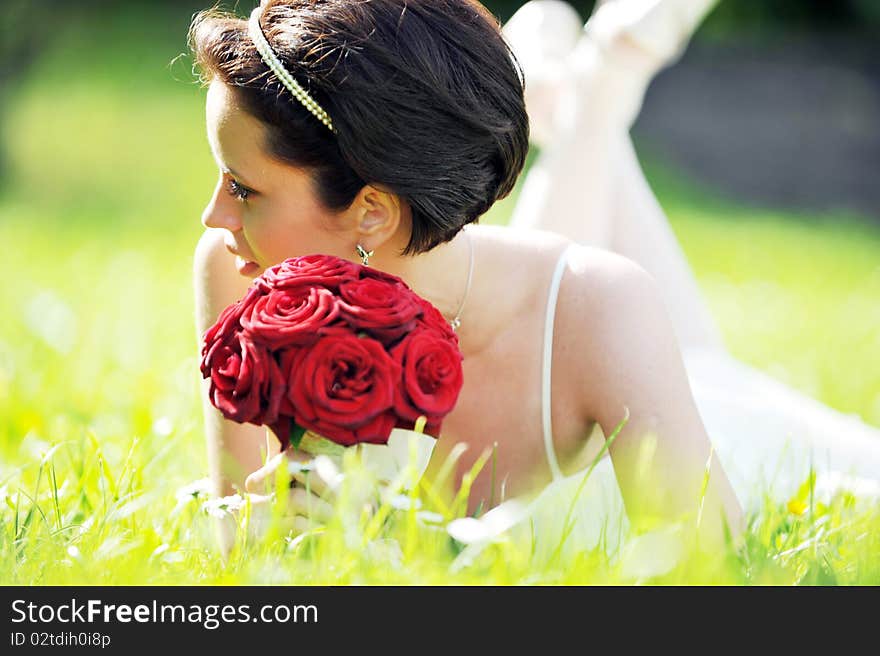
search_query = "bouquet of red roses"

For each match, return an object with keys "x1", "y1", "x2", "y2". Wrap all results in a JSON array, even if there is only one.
[{"x1": 200, "y1": 254, "x2": 464, "y2": 454}]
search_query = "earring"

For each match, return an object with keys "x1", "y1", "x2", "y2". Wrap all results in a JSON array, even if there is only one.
[{"x1": 356, "y1": 243, "x2": 374, "y2": 266}]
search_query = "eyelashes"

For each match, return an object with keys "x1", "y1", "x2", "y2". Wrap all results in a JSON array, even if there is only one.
[{"x1": 226, "y1": 177, "x2": 252, "y2": 202}]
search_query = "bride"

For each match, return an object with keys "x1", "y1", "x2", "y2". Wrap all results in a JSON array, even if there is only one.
[{"x1": 191, "y1": 0, "x2": 879, "y2": 557}]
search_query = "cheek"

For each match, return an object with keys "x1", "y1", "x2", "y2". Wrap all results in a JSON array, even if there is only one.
[{"x1": 246, "y1": 208, "x2": 349, "y2": 265}]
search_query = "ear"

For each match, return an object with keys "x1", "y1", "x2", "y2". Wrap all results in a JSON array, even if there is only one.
[{"x1": 353, "y1": 184, "x2": 403, "y2": 250}]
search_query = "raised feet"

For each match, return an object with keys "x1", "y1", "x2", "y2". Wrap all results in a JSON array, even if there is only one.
[
  {"x1": 501, "y1": 1, "x2": 584, "y2": 148},
  {"x1": 504, "y1": 0, "x2": 721, "y2": 143},
  {"x1": 586, "y1": 0, "x2": 720, "y2": 72}
]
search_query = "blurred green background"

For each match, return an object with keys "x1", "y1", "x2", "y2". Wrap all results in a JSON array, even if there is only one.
[
  {"x1": 1, "y1": 0, "x2": 879, "y2": 495},
  {"x1": 1, "y1": 0, "x2": 879, "y2": 586}
]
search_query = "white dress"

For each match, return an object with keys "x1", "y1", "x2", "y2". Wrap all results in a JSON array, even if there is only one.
[{"x1": 478, "y1": 243, "x2": 880, "y2": 563}]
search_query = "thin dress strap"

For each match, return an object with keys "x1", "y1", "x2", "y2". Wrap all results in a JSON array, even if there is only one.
[{"x1": 542, "y1": 243, "x2": 575, "y2": 482}]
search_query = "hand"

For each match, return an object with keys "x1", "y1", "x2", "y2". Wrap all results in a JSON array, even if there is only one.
[{"x1": 243, "y1": 449, "x2": 343, "y2": 537}]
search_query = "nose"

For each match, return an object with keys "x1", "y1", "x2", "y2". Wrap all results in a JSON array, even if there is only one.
[{"x1": 201, "y1": 177, "x2": 243, "y2": 231}]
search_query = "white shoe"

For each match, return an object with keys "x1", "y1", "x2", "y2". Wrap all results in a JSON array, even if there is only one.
[
  {"x1": 502, "y1": 1, "x2": 584, "y2": 148},
  {"x1": 563, "y1": 0, "x2": 720, "y2": 130},
  {"x1": 585, "y1": 0, "x2": 719, "y2": 71}
]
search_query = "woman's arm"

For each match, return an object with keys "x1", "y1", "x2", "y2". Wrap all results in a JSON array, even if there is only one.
[
  {"x1": 569, "y1": 247, "x2": 744, "y2": 549},
  {"x1": 193, "y1": 229, "x2": 268, "y2": 499}
]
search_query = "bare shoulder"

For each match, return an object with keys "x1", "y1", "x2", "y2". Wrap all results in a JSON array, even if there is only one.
[
  {"x1": 472, "y1": 223, "x2": 571, "y2": 257},
  {"x1": 554, "y1": 243, "x2": 681, "y2": 426},
  {"x1": 462, "y1": 225, "x2": 578, "y2": 339},
  {"x1": 468, "y1": 225, "x2": 659, "y2": 333},
  {"x1": 561, "y1": 242, "x2": 662, "y2": 314},
  {"x1": 470, "y1": 224, "x2": 572, "y2": 298},
  {"x1": 193, "y1": 229, "x2": 254, "y2": 333}
]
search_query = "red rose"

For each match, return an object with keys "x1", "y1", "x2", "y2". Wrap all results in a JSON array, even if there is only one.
[
  {"x1": 200, "y1": 284, "x2": 262, "y2": 354},
  {"x1": 358, "y1": 265, "x2": 413, "y2": 289},
  {"x1": 337, "y1": 277, "x2": 422, "y2": 344},
  {"x1": 284, "y1": 333, "x2": 401, "y2": 446},
  {"x1": 391, "y1": 327, "x2": 464, "y2": 431},
  {"x1": 267, "y1": 414, "x2": 294, "y2": 452},
  {"x1": 241, "y1": 286, "x2": 343, "y2": 349},
  {"x1": 259, "y1": 254, "x2": 360, "y2": 292},
  {"x1": 414, "y1": 296, "x2": 459, "y2": 345},
  {"x1": 201, "y1": 332, "x2": 286, "y2": 426}
]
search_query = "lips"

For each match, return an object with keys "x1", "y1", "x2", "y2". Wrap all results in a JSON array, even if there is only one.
[
  {"x1": 225, "y1": 241, "x2": 261, "y2": 277},
  {"x1": 235, "y1": 257, "x2": 261, "y2": 277}
]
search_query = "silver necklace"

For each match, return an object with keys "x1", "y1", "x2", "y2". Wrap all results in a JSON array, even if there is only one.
[{"x1": 448, "y1": 228, "x2": 474, "y2": 332}]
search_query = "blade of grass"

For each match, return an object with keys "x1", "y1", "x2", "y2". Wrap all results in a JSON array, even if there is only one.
[{"x1": 545, "y1": 408, "x2": 628, "y2": 569}]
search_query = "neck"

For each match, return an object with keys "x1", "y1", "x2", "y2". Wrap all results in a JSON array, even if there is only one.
[{"x1": 366, "y1": 226, "x2": 474, "y2": 331}]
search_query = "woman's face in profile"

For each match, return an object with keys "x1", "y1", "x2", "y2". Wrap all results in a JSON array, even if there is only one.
[{"x1": 201, "y1": 80, "x2": 358, "y2": 277}]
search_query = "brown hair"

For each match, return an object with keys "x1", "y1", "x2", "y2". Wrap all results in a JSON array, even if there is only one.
[{"x1": 189, "y1": 0, "x2": 529, "y2": 255}]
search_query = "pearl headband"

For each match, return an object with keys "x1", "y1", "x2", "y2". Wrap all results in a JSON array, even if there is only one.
[{"x1": 247, "y1": 5, "x2": 337, "y2": 134}]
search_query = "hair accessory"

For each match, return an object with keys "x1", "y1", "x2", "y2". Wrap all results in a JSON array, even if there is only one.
[
  {"x1": 247, "y1": 5, "x2": 336, "y2": 134},
  {"x1": 356, "y1": 244, "x2": 374, "y2": 266}
]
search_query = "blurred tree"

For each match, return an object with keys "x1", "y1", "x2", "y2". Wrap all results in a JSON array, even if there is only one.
[
  {"x1": 0, "y1": 0, "x2": 60, "y2": 186},
  {"x1": 1, "y1": 2, "x2": 28, "y2": 183}
]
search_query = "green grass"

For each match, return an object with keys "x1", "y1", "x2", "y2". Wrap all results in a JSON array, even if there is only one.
[{"x1": 1, "y1": 6, "x2": 878, "y2": 585}]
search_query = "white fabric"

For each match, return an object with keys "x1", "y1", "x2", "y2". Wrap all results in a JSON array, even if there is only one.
[{"x1": 359, "y1": 429, "x2": 437, "y2": 486}]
